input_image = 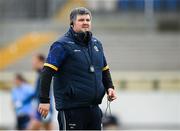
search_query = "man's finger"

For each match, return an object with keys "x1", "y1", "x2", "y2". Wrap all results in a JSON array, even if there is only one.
[
  {"x1": 41, "y1": 109, "x2": 49, "y2": 117},
  {"x1": 111, "y1": 96, "x2": 117, "y2": 100},
  {"x1": 41, "y1": 110, "x2": 46, "y2": 118},
  {"x1": 38, "y1": 107, "x2": 42, "y2": 113},
  {"x1": 39, "y1": 108, "x2": 44, "y2": 115},
  {"x1": 40, "y1": 110, "x2": 44, "y2": 116},
  {"x1": 108, "y1": 94, "x2": 117, "y2": 101},
  {"x1": 108, "y1": 91, "x2": 112, "y2": 96},
  {"x1": 108, "y1": 91, "x2": 114, "y2": 97}
]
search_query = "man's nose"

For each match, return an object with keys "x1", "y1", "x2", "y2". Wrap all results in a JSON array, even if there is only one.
[{"x1": 84, "y1": 20, "x2": 89, "y2": 24}]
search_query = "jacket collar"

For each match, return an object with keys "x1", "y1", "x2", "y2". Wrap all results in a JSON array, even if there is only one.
[{"x1": 65, "y1": 27, "x2": 92, "y2": 46}]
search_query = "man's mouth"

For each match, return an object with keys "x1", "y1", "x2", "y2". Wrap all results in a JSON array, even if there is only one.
[{"x1": 82, "y1": 25, "x2": 89, "y2": 28}]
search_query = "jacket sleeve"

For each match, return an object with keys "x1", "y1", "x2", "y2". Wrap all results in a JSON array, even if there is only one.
[
  {"x1": 44, "y1": 41, "x2": 67, "y2": 71},
  {"x1": 39, "y1": 66, "x2": 55, "y2": 103},
  {"x1": 39, "y1": 41, "x2": 67, "y2": 103},
  {"x1": 102, "y1": 54, "x2": 114, "y2": 92},
  {"x1": 99, "y1": 41, "x2": 114, "y2": 92}
]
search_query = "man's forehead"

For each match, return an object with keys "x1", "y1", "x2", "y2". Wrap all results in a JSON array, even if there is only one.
[{"x1": 76, "y1": 14, "x2": 91, "y2": 19}]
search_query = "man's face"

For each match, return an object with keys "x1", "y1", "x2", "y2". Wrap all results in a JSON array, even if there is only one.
[
  {"x1": 14, "y1": 78, "x2": 21, "y2": 86},
  {"x1": 72, "y1": 14, "x2": 91, "y2": 32},
  {"x1": 32, "y1": 56, "x2": 42, "y2": 70}
]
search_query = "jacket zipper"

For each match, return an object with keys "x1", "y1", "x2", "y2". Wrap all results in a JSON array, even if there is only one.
[{"x1": 80, "y1": 44, "x2": 98, "y2": 103}]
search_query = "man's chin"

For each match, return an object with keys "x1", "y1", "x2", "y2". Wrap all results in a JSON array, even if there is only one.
[{"x1": 81, "y1": 28, "x2": 90, "y2": 32}]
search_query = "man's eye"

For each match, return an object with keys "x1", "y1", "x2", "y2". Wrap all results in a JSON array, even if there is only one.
[
  {"x1": 79, "y1": 19, "x2": 84, "y2": 21},
  {"x1": 86, "y1": 19, "x2": 90, "y2": 22}
]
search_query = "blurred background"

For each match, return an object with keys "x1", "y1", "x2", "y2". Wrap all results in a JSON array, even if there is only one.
[{"x1": 0, "y1": 0, "x2": 180, "y2": 130}]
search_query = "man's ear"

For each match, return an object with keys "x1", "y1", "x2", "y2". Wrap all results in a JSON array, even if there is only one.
[{"x1": 70, "y1": 21, "x2": 74, "y2": 27}]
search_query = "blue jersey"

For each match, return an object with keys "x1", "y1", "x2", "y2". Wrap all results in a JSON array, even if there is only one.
[{"x1": 11, "y1": 83, "x2": 34, "y2": 116}]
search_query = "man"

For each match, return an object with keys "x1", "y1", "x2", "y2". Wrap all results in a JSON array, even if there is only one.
[
  {"x1": 27, "y1": 54, "x2": 53, "y2": 130},
  {"x1": 38, "y1": 7, "x2": 116, "y2": 130},
  {"x1": 11, "y1": 74, "x2": 34, "y2": 130}
]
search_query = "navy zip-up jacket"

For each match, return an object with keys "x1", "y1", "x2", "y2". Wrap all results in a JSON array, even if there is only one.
[{"x1": 44, "y1": 28, "x2": 110, "y2": 110}]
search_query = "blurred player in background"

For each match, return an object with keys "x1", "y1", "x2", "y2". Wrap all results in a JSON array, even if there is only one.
[
  {"x1": 27, "y1": 54, "x2": 54, "y2": 130},
  {"x1": 11, "y1": 73, "x2": 34, "y2": 130}
]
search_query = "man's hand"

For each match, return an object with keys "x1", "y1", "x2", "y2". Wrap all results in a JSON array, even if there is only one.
[
  {"x1": 107, "y1": 88, "x2": 117, "y2": 101},
  {"x1": 38, "y1": 103, "x2": 50, "y2": 118}
]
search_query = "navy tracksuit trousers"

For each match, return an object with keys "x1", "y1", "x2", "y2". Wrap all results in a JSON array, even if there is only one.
[{"x1": 58, "y1": 105, "x2": 103, "y2": 130}]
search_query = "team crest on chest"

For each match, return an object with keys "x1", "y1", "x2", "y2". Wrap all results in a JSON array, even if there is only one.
[{"x1": 94, "y1": 45, "x2": 99, "y2": 52}]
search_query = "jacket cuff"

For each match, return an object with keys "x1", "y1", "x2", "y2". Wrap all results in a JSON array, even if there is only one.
[
  {"x1": 109, "y1": 86, "x2": 114, "y2": 89},
  {"x1": 39, "y1": 97, "x2": 50, "y2": 103}
]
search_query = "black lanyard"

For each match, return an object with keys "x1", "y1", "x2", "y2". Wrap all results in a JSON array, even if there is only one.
[{"x1": 80, "y1": 42, "x2": 95, "y2": 73}]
